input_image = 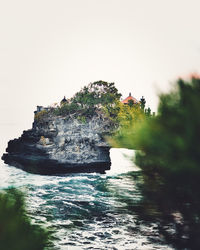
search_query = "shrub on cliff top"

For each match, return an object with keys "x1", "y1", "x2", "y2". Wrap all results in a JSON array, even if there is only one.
[
  {"x1": 72, "y1": 81, "x2": 121, "y2": 107},
  {"x1": 34, "y1": 110, "x2": 49, "y2": 122},
  {"x1": 54, "y1": 81, "x2": 122, "y2": 119}
]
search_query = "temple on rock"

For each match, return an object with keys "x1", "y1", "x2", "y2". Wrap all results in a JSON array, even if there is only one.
[
  {"x1": 60, "y1": 96, "x2": 68, "y2": 106},
  {"x1": 121, "y1": 93, "x2": 139, "y2": 104}
]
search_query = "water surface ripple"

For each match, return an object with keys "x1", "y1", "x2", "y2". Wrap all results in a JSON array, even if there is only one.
[{"x1": 0, "y1": 149, "x2": 173, "y2": 250}]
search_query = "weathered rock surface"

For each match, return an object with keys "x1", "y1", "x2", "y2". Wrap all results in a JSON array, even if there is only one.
[{"x1": 2, "y1": 113, "x2": 112, "y2": 175}]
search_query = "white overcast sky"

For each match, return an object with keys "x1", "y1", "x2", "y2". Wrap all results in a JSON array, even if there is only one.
[{"x1": 1, "y1": 0, "x2": 200, "y2": 128}]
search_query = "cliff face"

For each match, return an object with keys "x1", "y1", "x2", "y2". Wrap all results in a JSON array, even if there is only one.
[{"x1": 2, "y1": 113, "x2": 112, "y2": 175}]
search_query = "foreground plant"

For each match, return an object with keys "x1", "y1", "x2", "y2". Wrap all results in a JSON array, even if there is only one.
[
  {"x1": 114, "y1": 77, "x2": 200, "y2": 249},
  {"x1": 0, "y1": 188, "x2": 52, "y2": 250}
]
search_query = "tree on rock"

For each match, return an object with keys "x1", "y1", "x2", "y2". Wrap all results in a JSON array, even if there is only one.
[{"x1": 140, "y1": 96, "x2": 146, "y2": 111}]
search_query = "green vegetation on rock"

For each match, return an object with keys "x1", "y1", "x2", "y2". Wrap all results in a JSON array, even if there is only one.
[
  {"x1": 34, "y1": 110, "x2": 49, "y2": 122},
  {"x1": 53, "y1": 81, "x2": 122, "y2": 119},
  {"x1": 34, "y1": 80, "x2": 151, "y2": 134}
]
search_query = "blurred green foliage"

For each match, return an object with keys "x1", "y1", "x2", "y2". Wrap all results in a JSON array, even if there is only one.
[
  {"x1": 114, "y1": 77, "x2": 200, "y2": 249},
  {"x1": 0, "y1": 188, "x2": 52, "y2": 250},
  {"x1": 108, "y1": 101, "x2": 145, "y2": 147}
]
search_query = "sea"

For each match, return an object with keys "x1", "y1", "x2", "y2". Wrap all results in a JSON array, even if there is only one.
[{"x1": 0, "y1": 123, "x2": 173, "y2": 250}]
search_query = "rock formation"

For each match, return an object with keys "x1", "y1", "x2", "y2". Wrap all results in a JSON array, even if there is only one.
[{"x1": 2, "y1": 112, "x2": 112, "y2": 175}]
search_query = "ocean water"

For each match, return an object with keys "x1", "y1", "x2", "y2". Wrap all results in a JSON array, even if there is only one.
[{"x1": 0, "y1": 124, "x2": 173, "y2": 249}]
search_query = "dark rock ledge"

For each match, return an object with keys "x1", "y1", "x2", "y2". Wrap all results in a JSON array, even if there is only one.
[{"x1": 2, "y1": 113, "x2": 111, "y2": 175}]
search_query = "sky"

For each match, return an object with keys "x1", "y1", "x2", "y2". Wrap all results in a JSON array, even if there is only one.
[{"x1": 1, "y1": 0, "x2": 200, "y2": 130}]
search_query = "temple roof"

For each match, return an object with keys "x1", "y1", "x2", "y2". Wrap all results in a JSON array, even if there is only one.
[
  {"x1": 61, "y1": 96, "x2": 67, "y2": 103},
  {"x1": 60, "y1": 96, "x2": 68, "y2": 106},
  {"x1": 121, "y1": 93, "x2": 139, "y2": 104}
]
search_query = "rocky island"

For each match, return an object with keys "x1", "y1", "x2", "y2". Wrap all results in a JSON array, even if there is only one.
[{"x1": 2, "y1": 81, "x2": 121, "y2": 175}]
